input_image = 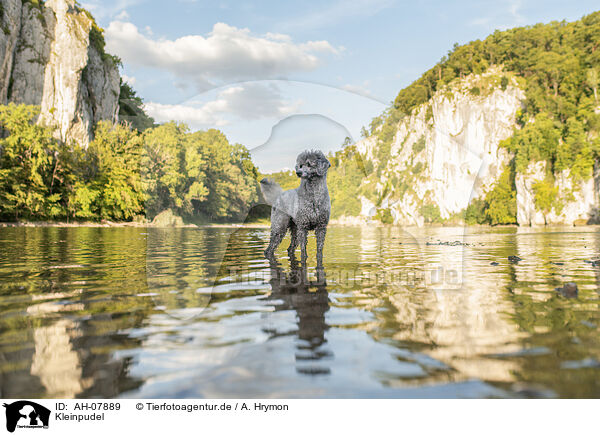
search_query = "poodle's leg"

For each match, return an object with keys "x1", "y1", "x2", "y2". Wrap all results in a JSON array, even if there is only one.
[
  {"x1": 297, "y1": 227, "x2": 308, "y2": 265},
  {"x1": 264, "y1": 209, "x2": 289, "y2": 259},
  {"x1": 287, "y1": 221, "x2": 298, "y2": 258},
  {"x1": 315, "y1": 226, "x2": 327, "y2": 268}
]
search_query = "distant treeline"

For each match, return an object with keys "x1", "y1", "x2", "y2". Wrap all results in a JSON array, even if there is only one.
[{"x1": 0, "y1": 103, "x2": 261, "y2": 222}]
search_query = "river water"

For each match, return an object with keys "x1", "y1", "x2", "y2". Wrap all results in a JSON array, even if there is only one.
[{"x1": 0, "y1": 225, "x2": 599, "y2": 398}]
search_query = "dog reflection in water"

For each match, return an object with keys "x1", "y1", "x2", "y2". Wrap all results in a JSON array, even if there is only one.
[{"x1": 264, "y1": 258, "x2": 331, "y2": 375}]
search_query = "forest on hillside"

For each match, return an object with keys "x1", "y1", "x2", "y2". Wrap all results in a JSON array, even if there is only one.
[
  {"x1": 367, "y1": 11, "x2": 600, "y2": 225},
  {"x1": 0, "y1": 102, "x2": 260, "y2": 222}
]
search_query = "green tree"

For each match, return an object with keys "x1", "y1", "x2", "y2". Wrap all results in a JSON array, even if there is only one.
[
  {"x1": 142, "y1": 122, "x2": 190, "y2": 217},
  {"x1": 587, "y1": 68, "x2": 598, "y2": 102},
  {"x1": 196, "y1": 129, "x2": 259, "y2": 220},
  {"x1": 118, "y1": 79, "x2": 155, "y2": 131},
  {"x1": 420, "y1": 203, "x2": 442, "y2": 223},
  {"x1": 326, "y1": 145, "x2": 369, "y2": 218},
  {"x1": 464, "y1": 198, "x2": 487, "y2": 224},
  {"x1": 502, "y1": 113, "x2": 561, "y2": 172},
  {"x1": 562, "y1": 117, "x2": 593, "y2": 180},
  {"x1": 141, "y1": 124, "x2": 258, "y2": 221},
  {"x1": 86, "y1": 121, "x2": 145, "y2": 220},
  {"x1": 484, "y1": 168, "x2": 517, "y2": 225},
  {"x1": 0, "y1": 104, "x2": 61, "y2": 219},
  {"x1": 532, "y1": 179, "x2": 559, "y2": 223}
]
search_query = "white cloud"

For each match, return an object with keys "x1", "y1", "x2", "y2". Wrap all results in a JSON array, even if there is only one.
[
  {"x1": 121, "y1": 74, "x2": 136, "y2": 86},
  {"x1": 105, "y1": 21, "x2": 339, "y2": 90},
  {"x1": 114, "y1": 9, "x2": 129, "y2": 20},
  {"x1": 143, "y1": 83, "x2": 301, "y2": 128},
  {"x1": 212, "y1": 83, "x2": 301, "y2": 119},
  {"x1": 143, "y1": 101, "x2": 227, "y2": 127}
]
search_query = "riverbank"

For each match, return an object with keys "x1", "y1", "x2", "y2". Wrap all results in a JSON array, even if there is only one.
[
  {"x1": 1, "y1": 220, "x2": 598, "y2": 229},
  {"x1": 0, "y1": 220, "x2": 271, "y2": 228}
]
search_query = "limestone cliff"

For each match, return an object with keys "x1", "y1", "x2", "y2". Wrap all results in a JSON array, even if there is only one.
[
  {"x1": 354, "y1": 67, "x2": 600, "y2": 226},
  {"x1": 0, "y1": 0, "x2": 120, "y2": 147},
  {"x1": 356, "y1": 68, "x2": 524, "y2": 226},
  {"x1": 516, "y1": 161, "x2": 600, "y2": 225}
]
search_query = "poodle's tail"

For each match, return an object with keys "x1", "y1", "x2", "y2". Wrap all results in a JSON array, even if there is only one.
[{"x1": 259, "y1": 178, "x2": 283, "y2": 206}]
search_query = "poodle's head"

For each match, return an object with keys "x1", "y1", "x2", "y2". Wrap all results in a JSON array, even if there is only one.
[{"x1": 295, "y1": 150, "x2": 331, "y2": 179}]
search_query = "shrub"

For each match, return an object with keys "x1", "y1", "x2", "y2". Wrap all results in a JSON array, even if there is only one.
[
  {"x1": 420, "y1": 203, "x2": 442, "y2": 223},
  {"x1": 484, "y1": 168, "x2": 517, "y2": 225},
  {"x1": 464, "y1": 198, "x2": 488, "y2": 224}
]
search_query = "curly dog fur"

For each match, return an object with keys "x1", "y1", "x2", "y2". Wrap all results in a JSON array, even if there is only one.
[{"x1": 260, "y1": 150, "x2": 331, "y2": 266}]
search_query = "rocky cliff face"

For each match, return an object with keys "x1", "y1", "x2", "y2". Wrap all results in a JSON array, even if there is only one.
[
  {"x1": 0, "y1": 0, "x2": 119, "y2": 147},
  {"x1": 355, "y1": 68, "x2": 600, "y2": 226},
  {"x1": 516, "y1": 161, "x2": 600, "y2": 225},
  {"x1": 356, "y1": 68, "x2": 524, "y2": 226}
]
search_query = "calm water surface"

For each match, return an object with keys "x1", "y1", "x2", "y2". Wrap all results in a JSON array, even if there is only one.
[{"x1": 1, "y1": 226, "x2": 599, "y2": 398}]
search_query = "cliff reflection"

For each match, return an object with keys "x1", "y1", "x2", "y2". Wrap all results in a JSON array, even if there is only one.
[{"x1": 1, "y1": 226, "x2": 600, "y2": 398}]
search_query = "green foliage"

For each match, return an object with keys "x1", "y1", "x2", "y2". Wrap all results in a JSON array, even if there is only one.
[
  {"x1": 0, "y1": 103, "x2": 260, "y2": 223},
  {"x1": 464, "y1": 198, "x2": 488, "y2": 225},
  {"x1": 484, "y1": 167, "x2": 517, "y2": 225},
  {"x1": 588, "y1": 68, "x2": 599, "y2": 102},
  {"x1": 420, "y1": 203, "x2": 442, "y2": 223},
  {"x1": 76, "y1": 4, "x2": 121, "y2": 66},
  {"x1": 327, "y1": 145, "x2": 371, "y2": 218},
  {"x1": 84, "y1": 122, "x2": 145, "y2": 220},
  {"x1": 411, "y1": 161, "x2": 424, "y2": 174},
  {"x1": 425, "y1": 105, "x2": 433, "y2": 122},
  {"x1": 260, "y1": 170, "x2": 299, "y2": 191},
  {"x1": 118, "y1": 79, "x2": 155, "y2": 131},
  {"x1": 562, "y1": 117, "x2": 594, "y2": 180},
  {"x1": 348, "y1": 12, "x2": 600, "y2": 225},
  {"x1": 142, "y1": 123, "x2": 258, "y2": 221},
  {"x1": 191, "y1": 129, "x2": 259, "y2": 220},
  {"x1": 370, "y1": 10, "x2": 600, "y2": 198},
  {"x1": 412, "y1": 135, "x2": 426, "y2": 154},
  {"x1": 375, "y1": 208, "x2": 393, "y2": 224},
  {"x1": 391, "y1": 12, "x2": 600, "y2": 121},
  {"x1": 22, "y1": 0, "x2": 43, "y2": 9},
  {"x1": 0, "y1": 104, "x2": 61, "y2": 219},
  {"x1": 532, "y1": 178, "x2": 559, "y2": 217},
  {"x1": 501, "y1": 112, "x2": 561, "y2": 172}
]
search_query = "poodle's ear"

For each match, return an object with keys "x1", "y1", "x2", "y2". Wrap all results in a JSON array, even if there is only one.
[{"x1": 317, "y1": 158, "x2": 331, "y2": 176}]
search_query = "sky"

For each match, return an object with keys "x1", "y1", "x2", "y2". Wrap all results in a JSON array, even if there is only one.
[{"x1": 82, "y1": 0, "x2": 600, "y2": 172}]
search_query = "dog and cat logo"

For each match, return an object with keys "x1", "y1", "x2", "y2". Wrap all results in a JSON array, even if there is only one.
[{"x1": 2, "y1": 401, "x2": 50, "y2": 432}]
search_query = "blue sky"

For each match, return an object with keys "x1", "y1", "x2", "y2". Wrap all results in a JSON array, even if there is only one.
[{"x1": 82, "y1": 0, "x2": 600, "y2": 171}]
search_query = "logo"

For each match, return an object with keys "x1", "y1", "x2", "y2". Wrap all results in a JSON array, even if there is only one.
[{"x1": 2, "y1": 401, "x2": 50, "y2": 433}]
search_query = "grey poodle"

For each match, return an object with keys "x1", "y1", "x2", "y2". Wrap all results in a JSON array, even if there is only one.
[{"x1": 260, "y1": 150, "x2": 331, "y2": 266}]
